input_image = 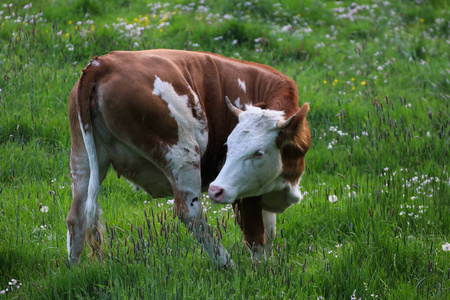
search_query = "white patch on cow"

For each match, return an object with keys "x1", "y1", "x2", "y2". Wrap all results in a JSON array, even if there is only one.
[
  {"x1": 152, "y1": 75, "x2": 208, "y2": 155},
  {"x1": 91, "y1": 60, "x2": 100, "y2": 67},
  {"x1": 210, "y1": 106, "x2": 287, "y2": 203},
  {"x1": 152, "y1": 75, "x2": 208, "y2": 217},
  {"x1": 234, "y1": 97, "x2": 243, "y2": 109},
  {"x1": 238, "y1": 78, "x2": 246, "y2": 93},
  {"x1": 77, "y1": 114, "x2": 100, "y2": 231}
]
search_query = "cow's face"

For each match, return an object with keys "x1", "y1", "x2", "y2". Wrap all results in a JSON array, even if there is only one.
[{"x1": 209, "y1": 98, "x2": 310, "y2": 205}]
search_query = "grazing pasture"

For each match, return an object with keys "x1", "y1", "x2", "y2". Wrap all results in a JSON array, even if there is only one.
[{"x1": 0, "y1": 0, "x2": 449, "y2": 298}]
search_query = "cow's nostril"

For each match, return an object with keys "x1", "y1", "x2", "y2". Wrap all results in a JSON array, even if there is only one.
[{"x1": 208, "y1": 185, "x2": 225, "y2": 202}]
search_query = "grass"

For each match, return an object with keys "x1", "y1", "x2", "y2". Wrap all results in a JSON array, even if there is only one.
[{"x1": 1, "y1": 0, "x2": 449, "y2": 298}]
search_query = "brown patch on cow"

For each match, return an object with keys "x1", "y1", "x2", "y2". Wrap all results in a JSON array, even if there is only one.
[
  {"x1": 90, "y1": 85, "x2": 99, "y2": 111},
  {"x1": 253, "y1": 102, "x2": 267, "y2": 109},
  {"x1": 233, "y1": 196, "x2": 265, "y2": 250},
  {"x1": 276, "y1": 103, "x2": 311, "y2": 184}
]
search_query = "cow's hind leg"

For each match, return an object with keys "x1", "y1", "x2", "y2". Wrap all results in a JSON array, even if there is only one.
[{"x1": 67, "y1": 131, "x2": 109, "y2": 264}]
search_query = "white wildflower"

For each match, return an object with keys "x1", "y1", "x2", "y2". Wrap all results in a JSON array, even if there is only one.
[
  {"x1": 40, "y1": 206, "x2": 49, "y2": 213},
  {"x1": 328, "y1": 195, "x2": 338, "y2": 203},
  {"x1": 223, "y1": 14, "x2": 233, "y2": 20},
  {"x1": 315, "y1": 41, "x2": 325, "y2": 48},
  {"x1": 281, "y1": 25, "x2": 292, "y2": 32},
  {"x1": 157, "y1": 22, "x2": 170, "y2": 29},
  {"x1": 442, "y1": 243, "x2": 450, "y2": 251}
]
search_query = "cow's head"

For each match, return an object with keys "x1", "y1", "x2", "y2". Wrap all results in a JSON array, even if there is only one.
[{"x1": 208, "y1": 97, "x2": 310, "y2": 207}]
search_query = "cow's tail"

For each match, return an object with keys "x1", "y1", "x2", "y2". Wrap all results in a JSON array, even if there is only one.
[{"x1": 77, "y1": 57, "x2": 105, "y2": 256}]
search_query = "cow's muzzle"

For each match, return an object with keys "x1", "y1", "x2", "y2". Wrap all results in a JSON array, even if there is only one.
[{"x1": 208, "y1": 185, "x2": 225, "y2": 203}]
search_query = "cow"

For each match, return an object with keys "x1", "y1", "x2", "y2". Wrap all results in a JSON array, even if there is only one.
[{"x1": 66, "y1": 49, "x2": 311, "y2": 266}]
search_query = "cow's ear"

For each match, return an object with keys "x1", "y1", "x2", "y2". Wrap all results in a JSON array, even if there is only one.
[
  {"x1": 283, "y1": 103, "x2": 309, "y2": 134},
  {"x1": 276, "y1": 103, "x2": 310, "y2": 150}
]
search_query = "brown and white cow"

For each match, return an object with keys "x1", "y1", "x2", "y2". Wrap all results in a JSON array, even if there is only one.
[{"x1": 66, "y1": 49, "x2": 311, "y2": 265}]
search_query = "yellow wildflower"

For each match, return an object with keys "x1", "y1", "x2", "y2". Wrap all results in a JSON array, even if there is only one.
[
  {"x1": 323, "y1": 80, "x2": 327, "y2": 84},
  {"x1": 361, "y1": 81, "x2": 366, "y2": 86},
  {"x1": 334, "y1": 79, "x2": 338, "y2": 83},
  {"x1": 351, "y1": 78, "x2": 355, "y2": 81},
  {"x1": 351, "y1": 86, "x2": 355, "y2": 90},
  {"x1": 420, "y1": 18, "x2": 424, "y2": 23},
  {"x1": 68, "y1": 20, "x2": 72, "y2": 24}
]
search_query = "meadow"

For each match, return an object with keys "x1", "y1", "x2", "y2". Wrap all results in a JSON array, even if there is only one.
[{"x1": 0, "y1": 0, "x2": 449, "y2": 298}]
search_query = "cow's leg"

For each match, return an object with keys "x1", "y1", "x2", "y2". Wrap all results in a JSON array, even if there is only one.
[
  {"x1": 262, "y1": 210, "x2": 276, "y2": 258},
  {"x1": 234, "y1": 196, "x2": 266, "y2": 260},
  {"x1": 165, "y1": 161, "x2": 231, "y2": 267},
  {"x1": 67, "y1": 129, "x2": 109, "y2": 264}
]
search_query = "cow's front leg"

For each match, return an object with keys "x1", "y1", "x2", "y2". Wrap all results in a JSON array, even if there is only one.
[
  {"x1": 262, "y1": 210, "x2": 276, "y2": 258},
  {"x1": 167, "y1": 162, "x2": 232, "y2": 267},
  {"x1": 234, "y1": 196, "x2": 266, "y2": 261}
]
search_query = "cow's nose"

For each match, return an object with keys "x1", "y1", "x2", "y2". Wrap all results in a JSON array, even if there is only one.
[{"x1": 208, "y1": 185, "x2": 225, "y2": 202}]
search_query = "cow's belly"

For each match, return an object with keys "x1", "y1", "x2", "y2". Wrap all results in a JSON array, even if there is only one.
[{"x1": 102, "y1": 139, "x2": 173, "y2": 198}]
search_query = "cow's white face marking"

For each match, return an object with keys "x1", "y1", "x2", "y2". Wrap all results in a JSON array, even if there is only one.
[
  {"x1": 91, "y1": 60, "x2": 100, "y2": 67},
  {"x1": 152, "y1": 75, "x2": 208, "y2": 217},
  {"x1": 210, "y1": 106, "x2": 291, "y2": 203},
  {"x1": 238, "y1": 78, "x2": 246, "y2": 93}
]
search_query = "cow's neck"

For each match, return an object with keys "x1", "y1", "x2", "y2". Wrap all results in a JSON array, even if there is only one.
[{"x1": 197, "y1": 55, "x2": 300, "y2": 187}]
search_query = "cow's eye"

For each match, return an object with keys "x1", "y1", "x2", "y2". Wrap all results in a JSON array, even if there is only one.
[{"x1": 253, "y1": 150, "x2": 265, "y2": 158}]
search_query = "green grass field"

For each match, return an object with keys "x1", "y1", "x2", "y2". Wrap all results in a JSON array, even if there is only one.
[{"x1": 1, "y1": 0, "x2": 449, "y2": 298}]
